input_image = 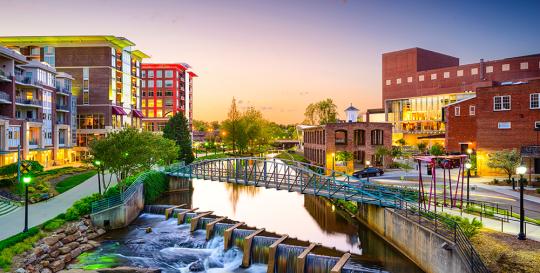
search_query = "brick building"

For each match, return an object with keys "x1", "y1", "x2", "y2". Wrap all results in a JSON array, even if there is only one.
[
  {"x1": 0, "y1": 46, "x2": 75, "y2": 167},
  {"x1": 141, "y1": 63, "x2": 196, "y2": 131},
  {"x1": 381, "y1": 48, "x2": 540, "y2": 145},
  {"x1": 0, "y1": 36, "x2": 149, "y2": 160},
  {"x1": 445, "y1": 79, "x2": 540, "y2": 176}
]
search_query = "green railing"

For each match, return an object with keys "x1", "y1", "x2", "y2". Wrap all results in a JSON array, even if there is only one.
[{"x1": 91, "y1": 172, "x2": 146, "y2": 214}]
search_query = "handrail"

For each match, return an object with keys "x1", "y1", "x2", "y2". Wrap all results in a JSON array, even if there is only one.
[{"x1": 91, "y1": 172, "x2": 146, "y2": 214}]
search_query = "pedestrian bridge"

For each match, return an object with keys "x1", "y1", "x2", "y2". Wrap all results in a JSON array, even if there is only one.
[{"x1": 167, "y1": 157, "x2": 408, "y2": 208}]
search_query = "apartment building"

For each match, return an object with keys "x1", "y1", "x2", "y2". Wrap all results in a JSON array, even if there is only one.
[
  {"x1": 445, "y1": 79, "x2": 540, "y2": 178},
  {"x1": 0, "y1": 46, "x2": 75, "y2": 167},
  {"x1": 0, "y1": 36, "x2": 149, "y2": 159},
  {"x1": 141, "y1": 63, "x2": 196, "y2": 131},
  {"x1": 381, "y1": 48, "x2": 540, "y2": 145}
]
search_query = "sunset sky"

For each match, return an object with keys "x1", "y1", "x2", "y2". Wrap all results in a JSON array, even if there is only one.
[{"x1": 3, "y1": 0, "x2": 540, "y2": 124}]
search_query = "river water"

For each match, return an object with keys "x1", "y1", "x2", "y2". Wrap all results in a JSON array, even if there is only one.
[{"x1": 70, "y1": 179, "x2": 423, "y2": 273}]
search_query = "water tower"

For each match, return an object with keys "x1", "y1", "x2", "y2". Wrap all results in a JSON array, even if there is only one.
[{"x1": 345, "y1": 104, "x2": 359, "y2": 122}]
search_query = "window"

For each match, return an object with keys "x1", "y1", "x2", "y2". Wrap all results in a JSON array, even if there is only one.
[
  {"x1": 165, "y1": 70, "x2": 173, "y2": 78},
  {"x1": 486, "y1": 66, "x2": 493, "y2": 73},
  {"x1": 165, "y1": 98, "x2": 173, "y2": 106},
  {"x1": 407, "y1": 76, "x2": 413, "y2": 83},
  {"x1": 370, "y1": 129, "x2": 384, "y2": 145},
  {"x1": 419, "y1": 75, "x2": 425, "y2": 81},
  {"x1": 531, "y1": 93, "x2": 540, "y2": 109},
  {"x1": 335, "y1": 130, "x2": 347, "y2": 144},
  {"x1": 396, "y1": 78, "x2": 402, "y2": 84},
  {"x1": 493, "y1": 95, "x2": 511, "y2": 111},
  {"x1": 141, "y1": 81, "x2": 146, "y2": 88},
  {"x1": 520, "y1": 62, "x2": 528, "y2": 70},
  {"x1": 43, "y1": 46, "x2": 55, "y2": 67},
  {"x1": 148, "y1": 81, "x2": 154, "y2": 88},
  {"x1": 83, "y1": 92, "x2": 89, "y2": 105},
  {"x1": 156, "y1": 80, "x2": 163, "y2": 88},
  {"x1": 142, "y1": 71, "x2": 146, "y2": 78},
  {"x1": 157, "y1": 90, "x2": 163, "y2": 96},
  {"x1": 156, "y1": 70, "x2": 163, "y2": 78},
  {"x1": 498, "y1": 122, "x2": 511, "y2": 129},
  {"x1": 454, "y1": 106, "x2": 460, "y2": 116},
  {"x1": 165, "y1": 80, "x2": 173, "y2": 87},
  {"x1": 353, "y1": 129, "x2": 365, "y2": 145},
  {"x1": 535, "y1": 121, "x2": 540, "y2": 130},
  {"x1": 457, "y1": 70, "x2": 463, "y2": 77},
  {"x1": 165, "y1": 90, "x2": 173, "y2": 96},
  {"x1": 30, "y1": 47, "x2": 40, "y2": 55},
  {"x1": 502, "y1": 64, "x2": 510, "y2": 71},
  {"x1": 431, "y1": 73, "x2": 437, "y2": 80},
  {"x1": 82, "y1": 67, "x2": 89, "y2": 91},
  {"x1": 469, "y1": 105, "x2": 475, "y2": 116},
  {"x1": 353, "y1": 150, "x2": 365, "y2": 163},
  {"x1": 444, "y1": 72, "x2": 450, "y2": 78},
  {"x1": 148, "y1": 70, "x2": 154, "y2": 77},
  {"x1": 385, "y1": 79, "x2": 391, "y2": 86},
  {"x1": 77, "y1": 114, "x2": 105, "y2": 129},
  {"x1": 471, "y1": 68, "x2": 478, "y2": 75}
]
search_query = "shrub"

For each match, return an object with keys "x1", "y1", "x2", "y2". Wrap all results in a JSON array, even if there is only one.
[
  {"x1": 0, "y1": 231, "x2": 44, "y2": 270},
  {"x1": 142, "y1": 171, "x2": 168, "y2": 203},
  {"x1": 42, "y1": 218, "x2": 66, "y2": 231},
  {"x1": 64, "y1": 193, "x2": 102, "y2": 221},
  {"x1": 536, "y1": 188, "x2": 540, "y2": 194},
  {"x1": 440, "y1": 212, "x2": 483, "y2": 238}
]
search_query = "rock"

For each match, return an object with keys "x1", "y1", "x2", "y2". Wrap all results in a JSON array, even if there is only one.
[
  {"x1": 50, "y1": 242, "x2": 63, "y2": 252},
  {"x1": 49, "y1": 250, "x2": 60, "y2": 258},
  {"x1": 67, "y1": 242, "x2": 80, "y2": 250},
  {"x1": 24, "y1": 254, "x2": 37, "y2": 266},
  {"x1": 58, "y1": 253, "x2": 72, "y2": 263},
  {"x1": 79, "y1": 244, "x2": 93, "y2": 252},
  {"x1": 40, "y1": 268, "x2": 52, "y2": 273},
  {"x1": 96, "y1": 229, "x2": 106, "y2": 236},
  {"x1": 70, "y1": 247, "x2": 82, "y2": 258},
  {"x1": 78, "y1": 224, "x2": 88, "y2": 232},
  {"x1": 43, "y1": 236, "x2": 60, "y2": 246},
  {"x1": 59, "y1": 246, "x2": 71, "y2": 255},
  {"x1": 50, "y1": 260, "x2": 64, "y2": 272},
  {"x1": 96, "y1": 267, "x2": 161, "y2": 273},
  {"x1": 86, "y1": 232, "x2": 98, "y2": 240},
  {"x1": 55, "y1": 228, "x2": 65, "y2": 234},
  {"x1": 61, "y1": 233, "x2": 79, "y2": 244},
  {"x1": 65, "y1": 225, "x2": 78, "y2": 235},
  {"x1": 188, "y1": 260, "x2": 205, "y2": 272},
  {"x1": 88, "y1": 240, "x2": 100, "y2": 248},
  {"x1": 15, "y1": 268, "x2": 26, "y2": 273},
  {"x1": 145, "y1": 227, "x2": 152, "y2": 233},
  {"x1": 40, "y1": 260, "x2": 50, "y2": 267}
]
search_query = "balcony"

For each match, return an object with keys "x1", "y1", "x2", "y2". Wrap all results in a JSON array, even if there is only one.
[
  {"x1": 0, "y1": 70, "x2": 11, "y2": 82},
  {"x1": 0, "y1": 91, "x2": 11, "y2": 104},
  {"x1": 56, "y1": 86, "x2": 71, "y2": 96},
  {"x1": 15, "y1": 74, "x2": 37, "y2": 86},
  {"x1": 56, "y1": 104, "x2": 70, "y2": 112},
  {"x1": 15, "y1": 97, "x2": 42, "y2": 107},
  {"x1": 56, "y1": 120, "x2": 68, "y2": 125},
  {"x1": 26, "y1": 117, "x2": 41, "y2": 123}
]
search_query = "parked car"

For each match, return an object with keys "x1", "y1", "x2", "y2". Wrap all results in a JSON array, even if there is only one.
[{"x1": 353, "y1": 167, "x2": 384, "y2": 178}]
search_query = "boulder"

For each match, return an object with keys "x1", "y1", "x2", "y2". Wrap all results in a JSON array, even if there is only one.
[
  {"x1": 59, "y1": 246, "x2": 71, "y2": 255},
  {"x1": 49, "y1": 260, "x2": 65, "y2": 273},
  {"x1": 40, "y1": 260, "x2": 50, "y2": 267},
  {"x1": 88, "y1": 240, "x2": 100, "y2": 248},
  {"x1": 65, "y1": 225, "x2": 78, "y2": 235},
  {"x1": 24, "y1": 254, "x2": 37, "y2": 266},
  {"x1": 40, "y1": 268, "x2": 52, "y2": 273},
  {"x1": 58, "y1": 253, "x2": 72, "y2": 263},
  {"x1": 70, "y1": 247, "x2": 82, "y2": 258},
  {"x1": 43, "y1": 236, "x2": 60, "y2": 246},
  {"x1": 15, "y1": 268, "x2": 26, "y2": 273},
  {"x1": 86, "y1": 232, "x2": 98, "y2": 240},
  {"x1": 188, "y1": 260, "x2": 205, "y2": 272},
  {"x1": 61, "y1": 233, "x2": 79, "y2": 244},
  {"x1": 79, "y1": 244, "x2": 93, "y2": 252},
  {"x1": 67, "y1": 242, "x2": 80, "y2": 250},
  {"x1": 96, "y1": 229, "x2": 106, "y2": 236},
  {"x1": 96, "y1": 267, "x2": 161, "y2": 273},
  {"x1": 49, "y1": 250, "x2": 60, "y2": 258}
]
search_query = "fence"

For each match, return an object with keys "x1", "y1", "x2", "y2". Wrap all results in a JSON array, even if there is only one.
[{"x1": 91, "y1": 173, "x2": 146, "y2": 214}]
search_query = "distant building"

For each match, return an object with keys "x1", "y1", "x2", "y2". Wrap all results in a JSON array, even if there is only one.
[
  {"x1": 445, "y1": 79, "x2": 540, "y2": 177},
  {"x1": 141, "y1": 63, "x2": 197, "y2": 131},
  {"x1": 381, "y1": 47, "x2": 540, "y2": 145},
  {"x1": 0, "y1": 46, "x2": 75, "y2": 167},
  {"x1": 0, "y1": 35, "x2": 149, "y2": 160}
]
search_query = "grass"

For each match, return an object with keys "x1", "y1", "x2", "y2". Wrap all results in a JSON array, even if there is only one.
[
  {"x1": 55, "y1": 170, "x2": 97, "y2": 193},
  {"x1": 472, "y1": 229, "x2": 540, "y2": 273},
  {"x1": 195, "y1": 153, "x2": 229, "y2": 161},
  {"x1": 0, "y1": 230, "x2": 45, "y2": 270}
]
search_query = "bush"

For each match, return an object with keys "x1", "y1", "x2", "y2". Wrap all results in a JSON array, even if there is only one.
[
  {"x1": 536, "y1": 188, "x2": 540, "y2": 194},
  {"x1": 440, "y1": 212, "x2": 483, "y2": 238},
  {"x1": 0, "y1": 227, "x2": 40, "y2": 252},
  {"x1": 42, "y1": 218, "x2": 66, "y2": 231},
  {"x1": 142, "y1": 171, "x2": 168, "y2": 203},
  {"x1": 64, "y1": 193, "x2": 102, "y2": 221}
]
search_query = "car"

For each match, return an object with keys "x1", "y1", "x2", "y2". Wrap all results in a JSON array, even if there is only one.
[{"x1": 353, "y1": 167, "x2": 384, "y2": 178}]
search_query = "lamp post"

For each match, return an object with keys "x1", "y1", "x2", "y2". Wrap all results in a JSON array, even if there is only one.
[
  {"x1": 331, "y1": 152, "x2": 335, "y2": 175},
  {"x1": 93, "y1": 160, "x2": 102, "y2": 195},
  {"x1": 366, "y1": 160, "x2": 371, "y2": 182},
  {"x1": 516, "y1": 165, "x2": 527, "y2": 240},
  {"x1": 22, "y1": 175, "x2": 32, "y2": 232},
  {"x1": 465, "y1": 162, "x2": 472, "y2": 205}
]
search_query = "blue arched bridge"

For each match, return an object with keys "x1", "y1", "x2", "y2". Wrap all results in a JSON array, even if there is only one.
[{"x1": 167, "y1": 157, "x2": 410, "y2": 208}]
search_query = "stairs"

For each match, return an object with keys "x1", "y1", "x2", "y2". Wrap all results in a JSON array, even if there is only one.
[{"x1": 0, "y1": 199, "x2": 19, "y2": 217}]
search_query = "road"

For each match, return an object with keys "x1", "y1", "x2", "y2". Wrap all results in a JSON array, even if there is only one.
[{"x1": 0, "y1": 173, "x2": 116, "y2": 241}]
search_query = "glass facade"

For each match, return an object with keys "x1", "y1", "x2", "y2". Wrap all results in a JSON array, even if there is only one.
[{"x1": 386, "y1": 92, "x2": 474, "y2": 134}]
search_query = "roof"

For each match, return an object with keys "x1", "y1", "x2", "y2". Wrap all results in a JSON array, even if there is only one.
[
  {"x1": 188, "y1": 71, "x2": 198, "y2": 77},
  {"x1": 142, "y1": 63, "x2": 188, "y2": 71},
  {"x1": 367, "y1": 108, "x2": 385, "y2": 114},
  {"x1": 0, "y1": 35, "x2": 137, "y2": 49},
  {"x1": 0, "y1": 46, "x2": 28, "y2": 64},
  {"x1": 131, "y1": 50, "x2": 150, "y2": 59},
  {"x1": 21, "y1": 60, "x2": 56, "y2": 73},
  {"x1": 443, "y1": 96, "x2": 477, "y2": 108},
  {"x1": 56, "y1": 72, "x2": 74, "y2": 80},
  {"x1": 345, "y1": 104, "x2": 359, "y2": 111}
]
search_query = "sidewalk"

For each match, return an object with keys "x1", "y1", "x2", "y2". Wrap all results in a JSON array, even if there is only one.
[{"x1": 0, "y1": 173, "x2": 116, "y2": 241}]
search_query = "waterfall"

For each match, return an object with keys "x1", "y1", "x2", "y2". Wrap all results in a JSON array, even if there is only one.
[
  {"x1": 143, "y1": 204, "x2": 171, "y2": 214},
  {"x1": 197, "y1": 217, "x2": 213, "y2": 230},
  {"x1": 184, "y1": 212, "x2": 198, "y2": 223},
  {"x1": 171, "y1": 208, "x2": 188, "y2": 218},
  {"x1": 213, "y1": 223, "x2": 234, "y2": 237},
  {"x1": 231, "y1": 229, "x2": 253, "y2": 248},
  {"x1": 341, "y1": 260, "x2": 385, "y2": 273},
  {"x1": 275, "y1": 244, "x2": 306, "y2": 273},
  {"x1": 305, "y1": 254, "x2": 339, "y2": 273},
  {"x1": 250, "y1": 236, "x2": 278, "y2": 264}
]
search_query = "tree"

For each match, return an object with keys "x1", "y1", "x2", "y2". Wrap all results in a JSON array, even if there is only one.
[
  {"x1": 192, "y1": 120, "x2": 209, "y2": 131},
  {"x1": 89, "y1": 128, "x2": 178, "y2": 191},
  {"x1": 487, "y1": 149, "x2": 521, "y2": 181},
  {"x1": 222, "y1": 97, "x2": 242, "y2": 153},
  {"x1": 396, "y1": 138, "x2": 406, "y2": 147},
  {"x1": 335, "y1": 151, "x2": 353, "y2": 162},
  {"x1": 429, "y1": 143, "x2": 445, "y2": 156},
  {"x1": 303, "y1": 98, "x2": 338, "y2": 125},
  {"x1": 163, "y1": 113, "x2": 195, "y2": 164},
  {"x1": 416, "y1": 142, "x2": 428, "y2": 154}
]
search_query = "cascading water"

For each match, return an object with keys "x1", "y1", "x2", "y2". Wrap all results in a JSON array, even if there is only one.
[
  {"x1": 275, "y1": 244, "x2": 306, "y2": 273},
  {"x1": 197, "y1": 217, "x2": 213, "y2": 229},
  {"x1": 341, "y1": 260, "x2": 386, "y2": 273},
  {"x1": 305, "y1": 254, "x2": 338, "y2": 273},
  {"x1": 231, "y1": 229, "x2": 253, "y2": 248},
  {"x1": 144, "y1": 204, "x2": 172, "y2": 214},
  {"x1": 213, "y1": 223, "x2": 234, "y2": 237},
  {"x1": 184, "y1": 212, "x2": 198, "y2": 223},
  {"x1": 250, "y1": 236, "x2": 278, "y2": 264}
]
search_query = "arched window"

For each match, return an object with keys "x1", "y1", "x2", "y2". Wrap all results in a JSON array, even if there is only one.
[
  {"x1": 335, "y1": 130, "x2": 347, "y2": 145},
  {"x1": 371, "y1": 129, "x2": 384, "y2": 145},
  {"x1": 354, "y1": 129, "x2": 365, "y2": 145}
]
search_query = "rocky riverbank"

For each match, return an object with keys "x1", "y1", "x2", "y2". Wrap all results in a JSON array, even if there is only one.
[
  {"x1": 13, "y1": 217, "x2": 106, "y2": 273},
  {"x1": 59, "y1": 268, "x2": 161, "y2": 273}
]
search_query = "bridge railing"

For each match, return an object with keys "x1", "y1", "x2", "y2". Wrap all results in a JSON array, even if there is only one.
[{"x1": 91, "y1": 173, "x2": 146, "y2": 214}]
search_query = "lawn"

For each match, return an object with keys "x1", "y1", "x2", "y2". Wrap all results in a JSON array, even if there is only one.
[{"x1": 55, "y1": 170, "x2": 97, "y2": 193}]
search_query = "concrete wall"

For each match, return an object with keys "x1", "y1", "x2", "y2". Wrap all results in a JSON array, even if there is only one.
[
  {"x1": 90, "y1": 182, "x2": 144, "y2": 230},
  {"x1": 356, "y1": 203, "x2": 470, "y2": 273}
]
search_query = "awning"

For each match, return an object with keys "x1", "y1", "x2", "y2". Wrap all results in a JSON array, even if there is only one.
[
  {"x1": 112, "y1": 106, "x2": 127, "y2": 115},
  {"x1": 131, "y1": 110, "x2": 144, "y2": 118}
]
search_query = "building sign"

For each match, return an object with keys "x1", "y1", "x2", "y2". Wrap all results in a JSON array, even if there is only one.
[{"x1": 521, "y1": 145, "x2": 540, "y2": 157}]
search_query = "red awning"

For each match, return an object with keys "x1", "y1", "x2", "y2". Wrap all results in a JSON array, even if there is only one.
[
  {"x1": 132, "y1": 110, "x2": 144, "y2": 118},
  {"x1": 112, "y1": 106, "x2": 127, "y2": 115}
]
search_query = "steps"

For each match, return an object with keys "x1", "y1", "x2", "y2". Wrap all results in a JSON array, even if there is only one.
[{"x1": 0, "y1": 199, "x2": 20, "y2": 217}]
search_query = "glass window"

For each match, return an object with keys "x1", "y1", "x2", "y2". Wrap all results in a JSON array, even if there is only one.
[
  {"x1": 148, "y1": 70, "x2": 154, "y2": 77},
  {"x1": 431, "y1": 73, "x2": 437, "y2": 80},
  {"x1": 165, "y1": 90, "x2": 173, "y2": 96},
  {"x1": 353, "y1": 129, "x2": 365, "y2": 145},
  {"x1": 385, "y1": 79, "x2": 391, "y2": 86},
  {"x1": 494, "y1": 95, "x2": 511, "y2": 111},
  {"x1": 418, "y1": 75, "x2": 425, "y2": 81},
  {"x1": 370, "y1": 129, "x2": 384, "y2": 145},
  {"x1": 531, "y1": 93, "x2": 540, "y2": 109},
  {"x1": 502, "y1": 64, "x2": 510, "y2": 71},
  {"x1": 486, "y1": 66, "x2": 493, "y2": 73},
  {"x1": 407, "y1": 76, "x2": 413, "y2": 83},
  {"x1": 471, "y1": 68, "x2": 478, "y2": 75},
  {"x1": 156, "y1": 70, "x2": 162, "y2": 78},
  {"x1": 142, "y1": 70, "x2": 146, "y2": 78},
  {"x1": 83, "y1": 92, "x2": 89, "y2": 105},
  {"x1": 457, "y1": 70, "x2": 463, "y2": 77},
  {"x1": 148, "y1": 81, "x2": 154, "y2": 88},
  {"x1": 165, "y1": 70, "x2": 173, "y2": 78},
  {"x1": 396, "y1": 78, "x2": 401, "y2": 84},
  {"x1": 455, "y1": 106, "x2": 460, "y2": 116},
  {"x1": 443, "y1": 72, "x2": 450, "y2": 78},
  {"x1": 156, "y1": 80, "x2": 163, "y2": 88},
  {"x1": 498, "y1": 122, "x2": 511, "y2": 129},
  {"x1": 335, "y1": 130, "x2": 347, "y2": 144},
  {"x1": 165, "y1": 80, "x2": 173, "y2": 87},
  {"x1": 165, "y1": 98, "x2": 173, "y2": 106},
  {"x1": 157, "y1": 90, "x2": 163, "y2": 96},
  {"x1": 521, "y1": 62, "x2": 529, "y2": 70},
  {"x1": 469, "y1": 105, "x2": 475, "y2": 116}
]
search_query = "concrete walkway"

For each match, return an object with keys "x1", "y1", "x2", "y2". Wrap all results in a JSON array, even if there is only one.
[{"x1": 0, "y1": 173, "x2": 116, "y2": 241}]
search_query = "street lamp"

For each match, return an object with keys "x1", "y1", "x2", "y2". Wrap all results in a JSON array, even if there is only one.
[
  {"x1": 365, "y1": 160, "x2": 371, "y2": 182},
  {"x1": 22, "y1": 175, "x2": 32, "y2": 232},
  {"x1": 93, "y1": 160, "x2": 102, "y2": 195},
  {"x1": 204, "y1": 142, "x2": 209, "y2": 157},
  {"x1": 516, "y1": 166, "x2": 527, "y2": 240},
  {"x1": 466, "y1": 148, "x2": 473, "y2": 155},
  {"x1": 465, "y1": 162, "x2": 472, "y2": 205}
]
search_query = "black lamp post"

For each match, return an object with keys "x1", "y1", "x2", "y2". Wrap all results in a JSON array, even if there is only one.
[
  {"x1": 465, "y1": 162, "x2": 472, "y2": 205},
  {"x1": 22, "y1": 175, "x2": 32, "y2": 232},
  {"x1": 93, "y1": 160, "x2": 102, "y2": 195},
  {"x1": 516, "y1": 165, "x2": 527, "y2": 240}
]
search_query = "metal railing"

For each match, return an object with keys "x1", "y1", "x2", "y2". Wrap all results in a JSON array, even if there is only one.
[
  {"x1": 91, "y1": 172, "x2": 146, "y2": 214},
  {"x1": 15, "y1": 97, "x2": 42, "y2": 107},
  {"x1": 0, "y1": 91, "x2": 10, "y2": 102},
  {"x1": 56, "y1": 86, "x2": 71, "y2": 95},
  {"x1": 56, "y1": 104, "x2": 70, "y2": 111}
]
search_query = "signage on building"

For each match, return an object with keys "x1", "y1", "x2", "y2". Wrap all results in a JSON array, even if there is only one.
[{"x1": 521, "y1": 145, "x2": 540, "y2": 157}]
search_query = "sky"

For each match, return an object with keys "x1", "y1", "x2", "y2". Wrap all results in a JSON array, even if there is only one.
[{"x1": 2, "y1": 0, "x2": 540, "y2": 124}]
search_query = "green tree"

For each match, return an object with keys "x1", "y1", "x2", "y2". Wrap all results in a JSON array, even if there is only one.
[
  {"x1": 89, "y1": 128, "x2": 178, "y2": 191},
  {"x1": 487, "y1": 149, "x2": 521, "y2": 181},
  {"x1": 335, "y1": 151, "x2": 353, "y2": 162},
  {"x1": 429, "y1": 143, "x2": 445, "y2": 156},
  {"x1": 222, "y1": 97, "x2": 242, "y2": 153},
  {"x1": 396, "y1": 138, "x2": 406, "y2": 146},
  {"x1": 303, "y1": 98, "x2": 338, "y2": 125},
  {"x1": 192, "y1": 120, "x2": 208, "y2": 131},
  {"x1": 416, "y1": 141, "x2": 428, "y2": 154},
  {"x1": 163, "y1": 113, "x2": 195, "y2": 164}
]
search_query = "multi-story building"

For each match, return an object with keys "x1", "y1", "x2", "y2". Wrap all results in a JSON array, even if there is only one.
[
  {"x1": 445, "y1": 79, "x2": 540, "y2": 178},
  {"x1": 302, "y1": 106, "x2": 392, "y2": 173},
  {"x1": 0, "y1": 36, "x2": 149, "y2": 159},
  {"x1": 381, "y1": 48, "x2": 540, "y2": 145},
  {"x1": 140, "y1": 63, "x2": 197, "y2": 131},
  {"x1": 0, "y1": 46, "x2": 75, "y2": 167}
]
